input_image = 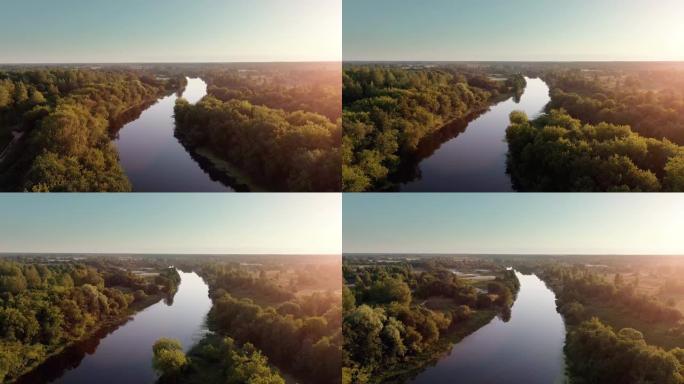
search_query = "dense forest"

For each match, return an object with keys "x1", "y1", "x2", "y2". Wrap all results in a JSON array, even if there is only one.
[
  {"x1": 543, "y1": 67, "x2": 684, "y2": 145},
  {"x1": 1, "y1": 63, "x2": 340, "y2": 192},
  {"x1": 0, "y1": 67, "x2": 181, "y2": 191},
  {"x1": 506, "y1": 65, "x2": 684, "y2": 191},
  {"x1": 153, "y1": 256, "x2": 342, "y2": 384},
  {"x1": 514, "y1": 256, "x2": 684, "y2": 384},
  {"x1": 342, "y1": 256, "x2": 519, "y2": 383},
  {"x1": 174, "y1": 64, "x2": 341, "y2": 192},
  {"x1": 506, "y1": 109, "x2": 684, "y2": 191},
  {"x1": 0, "y1": 257, "x2": 180, "y2": 382},
  {"x1": 152, "y1": 336, "x2": 285, "y2": 384},
  {"x1": 342, "y1": 65, "x2": 526, "y2": 191}
]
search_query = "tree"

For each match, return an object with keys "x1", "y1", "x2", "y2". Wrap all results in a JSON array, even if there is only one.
[
  {"x1": 152, "y1": 338, "x2": 187, "y2": 378},
  {"x1": 13, "y1": 82, "x2": 28, "y2": 105},
  {"x1": 368, "y1": 278, "x2": 411, "y2": 305},
  {"x1": 29, "y1": 88, "x2": 47, "y2": 105},
  {"x1": 228, "y1": 343, "x2": 285, "y2": 384},
  {"x1": 342, "y1": 286, "x2": 356, "y2": 311},
  {"x1": 0, "y1": 81, "x2": 13, "y2": 108}
]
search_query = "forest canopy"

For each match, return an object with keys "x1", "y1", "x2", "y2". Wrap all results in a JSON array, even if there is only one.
[
  {"x1": 506, "y1": 109, "x2": 684, "y2": 191},
  {"x1": 0, "y1": 67, "x2": 179, "y2": 191},
  {"x1": 174, "y1": 64, "x2": 341, "y2": 192},
  {"x1": 342, "y1": 64, "x2": 525, "y2": 191},
  {"x1": 506, "y1": 64, "x2": 684, "y2": 192},
  {"x1": 0, "y1": 258, "x2": 180, "y2": 382},
  {"x1": 342, "y1": 256, "x2": 518, "y2": 383}
]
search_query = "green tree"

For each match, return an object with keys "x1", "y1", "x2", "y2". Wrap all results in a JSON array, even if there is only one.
[{"x1": 152, "y1": 338, "x2": 188, "y2": 378}]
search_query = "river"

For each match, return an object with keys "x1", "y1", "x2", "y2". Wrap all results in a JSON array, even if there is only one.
[
  {"x1": 409, "y1": 271, "x2": 566, "y2": 384},
  {"x1": 114, "y1": 77, "x2": 234, "y2": 192},
  {"x1": 400, "y1": 77, "x2": 550, "y2": 192},
  {"x1": 19, "y1": 270, "x2": 212, "y2": 384}
]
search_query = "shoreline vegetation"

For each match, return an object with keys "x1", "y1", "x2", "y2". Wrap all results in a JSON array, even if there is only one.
[
  {"x1": 342, "y1": 255, "x2": 519, "y2": 384},
  {"x1": 505, "y1": 64, "x2": 684, "y2": 192},
  {"x1": 173, "y1": 63, "x2": 342, "y2": 192},
  {"x1": 1, "y1": 63, "x2": 341, "y2": 192},
  {"x1": 12, "y1": 290, "x2": 169, "y2": 383},
  {"x1": 0, "y1": 258, "x2": 181, "y2": 382},
  {"x1": 342, "y1": 62, "x2": 684, "y2": 192},
  {"x1": 151, "y1": 256, "x2": 343, "y2": 384},
  {"x1": 342, "y1": 64, "x2": 525, "y2": 191},
  {"x1": 3, "y1": 255, "x2": 342, "y2": 384},
  {"x1": 0, "y1": 67, "x2": 184, "y2": 191},
  {"x1": 511, "y1": 256, "x2": 684, "y2": 384}
]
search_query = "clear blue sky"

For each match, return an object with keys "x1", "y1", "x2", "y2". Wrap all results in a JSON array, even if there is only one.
[
  {"x1": 0, "y1": 0, "x2": 341, "y2": 63},
  {"x1": 0, "y1": 194, "x2": 341, "y2": 254},
  {"x1": 343, "y1": 194, "x2": 684, "y2": 255},
  {"x1": 344, "y1": 0, "x2": 684, "y2": 61}
]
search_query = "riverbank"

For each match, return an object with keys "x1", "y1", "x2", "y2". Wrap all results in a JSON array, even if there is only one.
[
  {"x1": 12, "y1": 292, "x2": 168, "y2": 383},
  {"x1": 539, "y1": 267, "x2": 683, "y2": 383},
  {"x1": 378, "y1": 309, "x2": 499, "y2": 383},
  {"x1": 399, "y1": 77, "x2": 550, "y2": 192},
  {"x1": 405, "y1": 271, "x2": 564, "y2": 384},
  {"x1": 389, "y1": 95, "x2": 510, "y2": 189},
  {"x1": 178, "y1": 142, "x2": 261, "y2": 192}
]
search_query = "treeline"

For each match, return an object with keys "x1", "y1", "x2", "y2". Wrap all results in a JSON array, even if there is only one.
[
  {"x1": 202, "y1": 66, "x2": 341, "y2": 121},
  {"x1": 540, "y1": 264, "x2": 684, "y2": 383},
  {"x1": 153, "y1": 336, "x2": 285, "y2": 384},
  {"x1": 545, "y1": 265, "x2": 682, "y2": 325},
  {"x1": 0, "y1": 68, "x2": 176, "y2": 191},
  {"x1": 343, "y1": 65, "x2": 525, "y2": 191},
  {"x1": 506, "y1": 109, "x2": 684, "y2": 191},
  {"x1": 566, "y1": 318, "x2": 684, "y2": 384},
  {"x1": 196, "y1": 263, "x2": 342, "y2": 384},
  {"x1": 0, "y1": 260, "x2": 180, "y2": 382},
  {"x1": 174, "y1": 96, "x2": 341, "y2": 192},
  {"x1": 543, "y1": 69, "x2": 684, "y2": 145},
  {"x1": 342, "y1": 263, "x2": 518, "y2": 383}
]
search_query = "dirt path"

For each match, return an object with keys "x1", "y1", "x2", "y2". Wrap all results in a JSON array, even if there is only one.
[{"x1": 0, "y1": 130, "x2": 23, "y2": 162}]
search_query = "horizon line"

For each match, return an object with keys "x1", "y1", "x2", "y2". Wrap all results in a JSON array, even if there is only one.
[
  {"x1": 343, "y1": 252, "x2": 684, "y2": 257},
  {"x1": 0, "y1": 60, "x2": 342, "y2": 65},
  {"x1": 0, "y1": 252, "x2": 341, "y2": 257},
  {"x1": 342, "y1": 59, "x2": 684, "y2": 64}
]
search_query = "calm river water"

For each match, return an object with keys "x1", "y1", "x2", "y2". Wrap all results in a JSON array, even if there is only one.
[
  {"x1": 19, "y1": 271, "x2": 211, "y2": 384},
  {"x1": 400, "y1": 78, "x2": 550, "y2": 192},
  {"x1": 409, "y1": 271, "x2": 566, "y2": 384},
  {"x1": 114, "y1": 77, "x2": 233, "y2": 192}
]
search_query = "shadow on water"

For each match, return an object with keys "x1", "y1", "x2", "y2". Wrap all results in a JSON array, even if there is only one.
[
  {"x1": 397, "y1": 78, "x2": 550, "y2": 192},
  {"x1": 15, "y1": 311, "x2": 149, "y2": 384},
  {"x1": 113, "y1": 77, "x2": 237, "y2": 192},
  {"x1": 387, "y1": 108, "x2": 492, "y2": 189}
]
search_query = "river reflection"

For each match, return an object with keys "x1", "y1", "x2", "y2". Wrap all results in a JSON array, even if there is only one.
[
  {"x1": 114, "y1": 77, "x2": 234, "y2": 192},
  {"x1": 400, "y1": 78, "x2": 550, "y2": 192},
  {"x1": 409, "y1": 271, "x2": 566, "y2": 384},
  {"x1": 19, "y1": 271, "x2": 211, "y2": 384}
]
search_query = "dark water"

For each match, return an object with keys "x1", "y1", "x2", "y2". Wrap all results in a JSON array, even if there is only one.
[
  {"x1": 409, "y1": 271, "x2": 566, "y2": 384},
  {"x1": 400, "y1": 78, "x2": 550, "y2": 192},
  {"x1": 114, "y1": 77, "x2": 234, "y2": 192},
  {"x1": 21, "y1": 271, "x2": 211, "y2": 384}
]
